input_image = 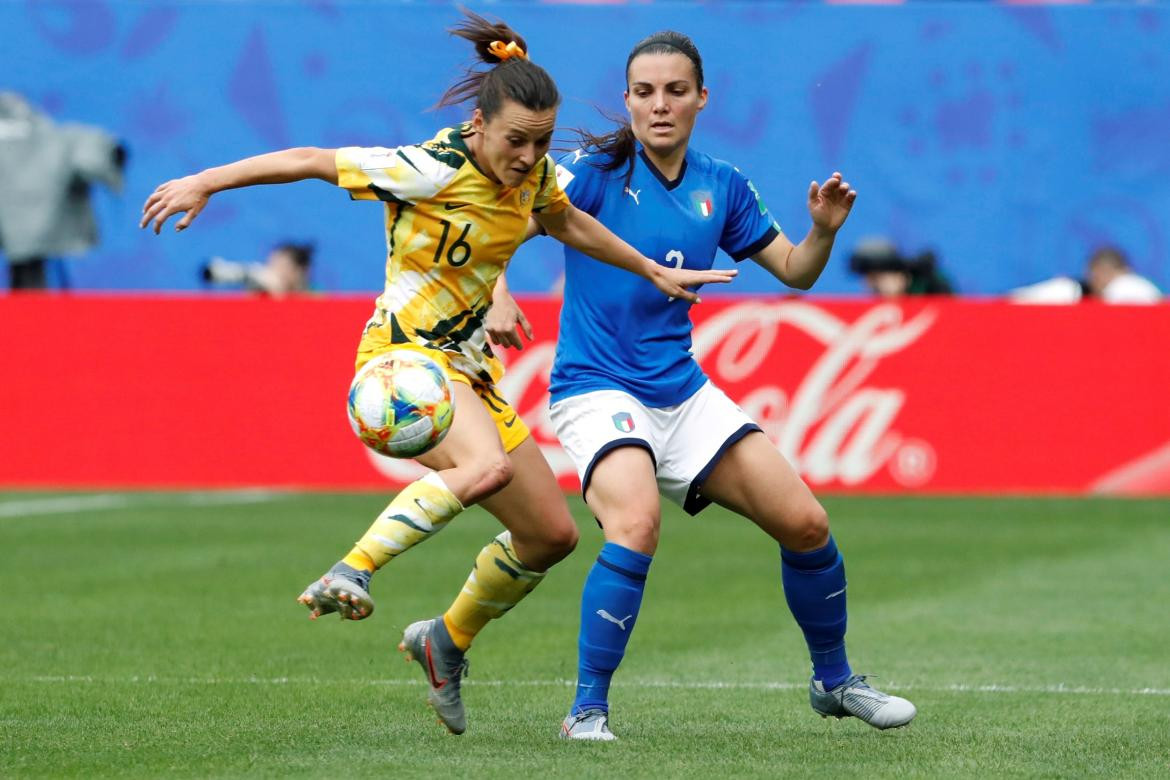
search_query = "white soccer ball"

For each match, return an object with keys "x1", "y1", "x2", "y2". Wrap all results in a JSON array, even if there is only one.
[{"x1": 347, "y1": 350, "x2": 455, "y2": 458}]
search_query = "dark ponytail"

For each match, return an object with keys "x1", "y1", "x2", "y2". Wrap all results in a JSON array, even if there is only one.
[
  {"x1": 436, "y1": 9, "x2": 560, "y2": 119},
  {"x1": 570, "y1": 109, "x2": 638, "y2": 175},
  {"x1": 572, "y1": 31, "x2": 705, "y2": 184}
]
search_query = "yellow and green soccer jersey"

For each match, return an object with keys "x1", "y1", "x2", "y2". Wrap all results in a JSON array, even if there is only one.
[{"x1": 336, "y1": 125, "x2": 570, "y2": 384}]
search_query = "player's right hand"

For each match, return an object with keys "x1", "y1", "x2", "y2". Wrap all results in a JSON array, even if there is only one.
[
  {"x1": 648, "y1": 263, "x2": 737, "y2": 304},
  {"x1": 140, "y1": 174, "x2": 211, "y2": 234},
  {"x1": 485, "y1": 291, "x2": 534, "y2": 351}
]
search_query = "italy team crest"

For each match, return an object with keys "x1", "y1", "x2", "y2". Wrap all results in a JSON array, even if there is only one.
[
  {"x1": 691, "y1": 190, "x2": 714, "y2": 218},
  {"x1": 612, "y1": 412, "x2": 635, "y2": 433}
]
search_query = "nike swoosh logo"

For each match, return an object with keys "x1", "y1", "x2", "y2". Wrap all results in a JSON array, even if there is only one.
[
  {"x1": 502, "y1": 415, "x2": 518, "y2": 428},
  {"x1": 424, "y1": 639, "x2": 449, "y2": 689},
  {"x1": 444, "y1": 202, "x2": 469, "y2": 211},
  {"x1": 825, "y1": 586, "x2": 847, "y2": 600}
]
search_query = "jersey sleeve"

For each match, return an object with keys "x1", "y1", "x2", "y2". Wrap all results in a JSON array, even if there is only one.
[
  {"x1": 532, "y1": 154, "x2": 570, "y2": 215},
  {"x1": 335, "y1": 145, "x2": 458, "y2": 205},
  {"x1": 552, "y1": 149, "x2": 606, "y2": 216},
  {"x1": 720, "y1": 166, "x2": 781, "y2": 262}
]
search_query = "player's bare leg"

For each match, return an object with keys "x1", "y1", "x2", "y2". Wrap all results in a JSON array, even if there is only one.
[
  {"x1": 560, "y1": 446, "x2": 661, "y2": 741},
  {"x1": 299, "y1": 381, "x2": 511, "y2": 622},
  {"x1": 398, "y1": 433, "x2": 577, "y2": 734},
  {"x1": 701, "y1": 431, "x2": 916, "y2": 729}
]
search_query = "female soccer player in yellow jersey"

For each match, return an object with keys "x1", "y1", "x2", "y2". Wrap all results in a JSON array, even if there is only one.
[{"x1": 140, "y1": 11, "x2": 735, "y2": 735}]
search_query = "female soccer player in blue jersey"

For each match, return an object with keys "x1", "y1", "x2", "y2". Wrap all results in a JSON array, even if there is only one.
[
  {"x1": 141, "y1": 14, "x2": 734, "y2": 736},
  {"x1": 488, "y1": 31, "x2": 917, "y2": 739}
]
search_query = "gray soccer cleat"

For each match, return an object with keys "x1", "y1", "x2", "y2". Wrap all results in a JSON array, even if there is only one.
[
  {"x1": 296, "y1": 561, "x2": 374, "y2": 621},
  {"x1": 398, "y1": 617, "x2": 469, "y2": 735},
  {"x1": 560, "y1": 709, "x2": 617, "y2": 741},
  {"x1": 810, "y1": 675, "x2": 917, "y2": 730}
]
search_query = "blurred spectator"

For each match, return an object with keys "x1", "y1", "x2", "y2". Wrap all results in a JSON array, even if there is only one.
[
  {"x1": 1086, "y1": 246, "x2": 1161, "y2": 304},
  {"x1": 1010, "y1": 245, "x2": 1161, "y2": 304},
  {"x1": 0, "y1": 92, "x2": 125, "y2": 290},
  {"x1": 848, "y1": 237, "x2": 954, "y2": 296},
  {"x1": 200, "y1": 242, "x2": 314, "y2": 297}
]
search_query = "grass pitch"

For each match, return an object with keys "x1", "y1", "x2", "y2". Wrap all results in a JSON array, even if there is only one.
[{"x1": 2, "y1": 492, "x2": 1168, "y2": 778}]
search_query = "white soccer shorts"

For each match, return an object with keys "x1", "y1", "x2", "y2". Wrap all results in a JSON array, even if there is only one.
[{"x1": 549, "y1": 382, "x2": 762, "y2": 515}]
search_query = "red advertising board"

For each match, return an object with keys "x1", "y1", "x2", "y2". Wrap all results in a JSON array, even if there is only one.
[{"x1": 2, "y1": 295, "x2": 1168, "y2": 495}]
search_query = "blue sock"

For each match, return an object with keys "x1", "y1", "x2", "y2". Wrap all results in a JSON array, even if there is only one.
[
  {"x1": 572, "y1": 542, "x2": 652, "y2": 715},
  {"x1": 780, "y1": 535, "x2": 852, "y2": 690}
]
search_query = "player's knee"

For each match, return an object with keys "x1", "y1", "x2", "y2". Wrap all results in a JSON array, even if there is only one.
[
  {"x1": 511, "y1": 519, "x2": 577, "y2": 570},
  {"x1": 543, "y1": 519, "x2": 580, "y2": 561},
  {"x1": 604, "y1": 512, "x2": 659, "y2": 554},
  {"x1": 791, "y1": 502, "x2": 830, "y2": 551}
]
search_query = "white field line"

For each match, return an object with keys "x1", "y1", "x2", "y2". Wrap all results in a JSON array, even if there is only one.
[
  {"x1": 20, "y1": 675, "x2": 1170, "y2": 697},
  {"x1": 0, "y1": 490, "x2": 283, "y2": 518}
]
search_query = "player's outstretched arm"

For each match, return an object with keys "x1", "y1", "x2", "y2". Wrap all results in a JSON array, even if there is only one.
[
  {"x1": 752, "y1": 172, "x2": 856, "y2": 290},
  {"x1": 485, "y1": 274, "x2": 534, "y2": 351},
  {"x1": 140, "y1": 147, "x2": 339, "y2": 234},
  {"x1": 534, "y1": 204, "x2": 735, "y2": 304}
]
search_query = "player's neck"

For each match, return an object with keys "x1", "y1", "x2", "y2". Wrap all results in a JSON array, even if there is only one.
[
  {"x1": 640, "y1": 144, "x2": 687, "y2": 182},
  {"x1": 462, "y1": 130, "x2": 502, "y2": 185}
]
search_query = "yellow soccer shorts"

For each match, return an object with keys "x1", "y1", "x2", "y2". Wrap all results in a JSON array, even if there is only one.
[{"x1": 354, "y1": 342, "x2": 529, "y2": 453}]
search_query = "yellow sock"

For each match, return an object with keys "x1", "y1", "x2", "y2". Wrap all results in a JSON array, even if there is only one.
[
  {"x1": 346, "y1": 472, "x2": 463, "y2": 571},
  {"x1": 443, "y1": 531, "x2": 546, "y2": 651}
]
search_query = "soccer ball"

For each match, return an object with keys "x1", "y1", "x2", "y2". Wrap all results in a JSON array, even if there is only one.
[{"x1": 347, "y1": 350, "x2": 455, "y2": 458}]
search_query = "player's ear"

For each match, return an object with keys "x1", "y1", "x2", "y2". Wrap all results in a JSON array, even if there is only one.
[
  {"x1": 470, "y1": 108, "x2": 485, "y2": 134},
  {"x1": 624, "y1": 91, "x2": 631, "y2": 114},
  {"x1": 696, "y1": 86, "x2": 709, "y2": 112}
]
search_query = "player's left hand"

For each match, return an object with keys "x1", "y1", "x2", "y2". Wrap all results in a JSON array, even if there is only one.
[
  {"x1": 807, "y1": 172, "x2": 857, "y2": 233},
  {"x1": 485, "y1": 291, "x2": 534, "y2": 351},
  {"x1": 648, "y1": 264, "x2": 737, "y2": 304}
]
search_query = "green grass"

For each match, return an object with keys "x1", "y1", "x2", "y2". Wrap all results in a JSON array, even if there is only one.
[{"x1": 2, "y1": 492, "x2": 1169, "y2": 778}]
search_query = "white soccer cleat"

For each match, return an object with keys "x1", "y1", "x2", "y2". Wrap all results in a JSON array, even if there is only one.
[
  {"x1": 809, "y1": 675, "x2": 916, "y2": 730},
  {"x1": 560, "y1": 709, "x2": 617, "y2": 741}
]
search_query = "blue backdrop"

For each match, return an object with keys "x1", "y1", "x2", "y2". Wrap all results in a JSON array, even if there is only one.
[{"x1": 3, "y1": 0, "x2": 1168, "y2": 295}]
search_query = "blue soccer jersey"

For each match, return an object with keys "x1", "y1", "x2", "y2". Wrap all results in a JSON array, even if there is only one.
[{"x1": 549, "y1": 145, "x2": 781, "y2": 407}]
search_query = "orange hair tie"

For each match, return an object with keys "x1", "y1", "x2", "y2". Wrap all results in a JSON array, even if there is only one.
[{"x1": 488, "y1": 40, "x2": 527, "y2": 62}]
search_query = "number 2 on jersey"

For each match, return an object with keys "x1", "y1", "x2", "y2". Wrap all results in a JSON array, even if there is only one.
[{"x1": 433, "y1": 219, "x2": 473, "y2": 267}]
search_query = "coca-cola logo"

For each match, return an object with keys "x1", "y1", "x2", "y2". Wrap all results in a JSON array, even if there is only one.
[
  {"x1": 690, "y1": 301, "x2": 938, "y2": 486},
  {"x1": 364, "y1": 301, "x2": 939, "y2": 489}
]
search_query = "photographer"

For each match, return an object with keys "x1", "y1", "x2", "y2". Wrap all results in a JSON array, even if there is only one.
[
  {"x1": 201, "y1": 242, "x2": 314, "y2": 298},
  {"x1": 848, "y1": 237, "x2": 954, "y2": 297}
]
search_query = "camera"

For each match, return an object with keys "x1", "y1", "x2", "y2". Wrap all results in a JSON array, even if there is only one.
[
  {"x1": 848, "y1": 238, "x2": 954, "y2": 295},
  {"x1": 848, "y1": 238, "x2": 937, "y2": 276},
  {"x1": 199, "y1": 244, "x2": 313, "y2": 296},
  {"x1": 199, "y1": 256, "x2": 268, "y2": 290}
]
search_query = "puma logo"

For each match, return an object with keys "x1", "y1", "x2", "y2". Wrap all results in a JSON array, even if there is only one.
[
  {"x1": 624, "y1": 187, "x2": 641, "y2": 205},
  {"x1": 596, "y1": 609, "x2": 632, "y2": 631}
]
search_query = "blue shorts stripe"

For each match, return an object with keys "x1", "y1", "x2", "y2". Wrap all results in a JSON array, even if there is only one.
[
  {"x1": 581, "y1": 437, "x2": 656, "y2": 501},
  {"x1": 682, "y1": 423, "x2": 763, "y2": 516}
]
